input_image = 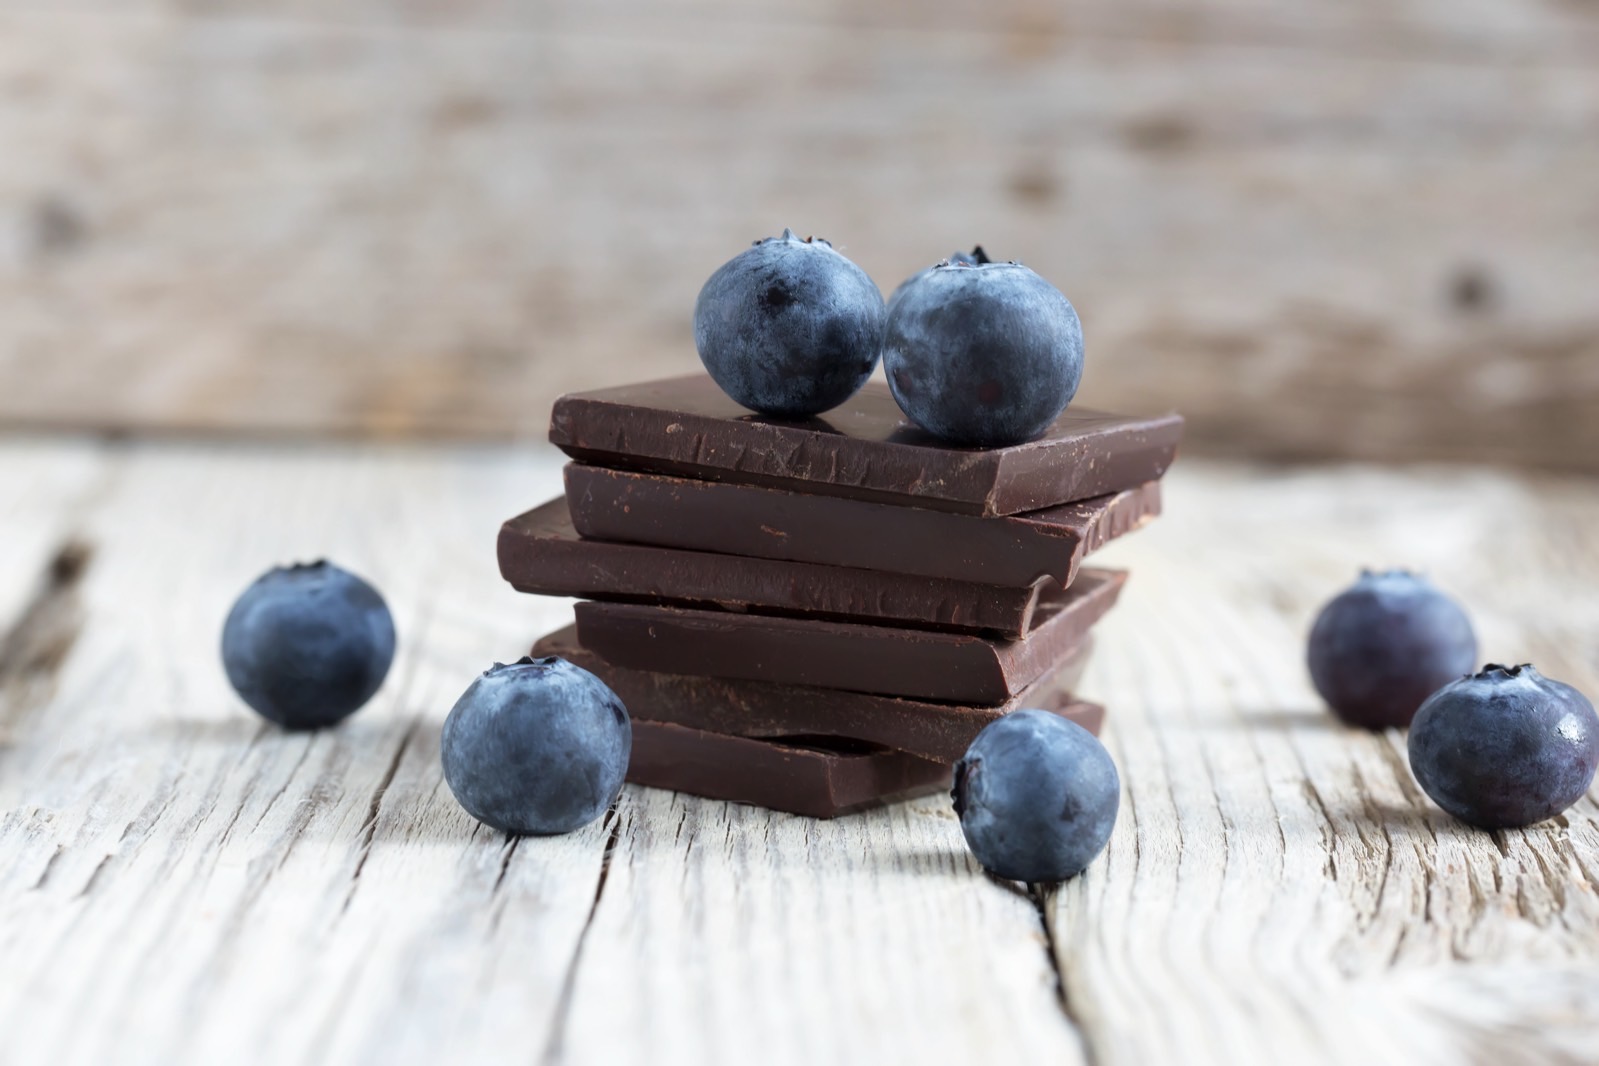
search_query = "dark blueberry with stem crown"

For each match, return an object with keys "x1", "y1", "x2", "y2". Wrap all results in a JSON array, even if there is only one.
[
  {"x1": 884, "y1": 258, "x2": 1084, "y2": 447},
  {"x1": 693, "y1": 228, "x2": 886, "y2": 418},
  {"x1": 1408, "y1": 664, "x2": 1599, "y2": 829},
  {"x1": 221, "y1": 560, "x2": 396, "y2": 730},
  {"x1": 952, "y1": 708, "x2": 1119, "y2": 883},
  {"x1": 1306, "y1": 569, "x2": 1477, "y2": 729},
  {"x1": 441, "y1": 656, "x2": 631, "y2": 836},
  {"x1": 887, "y1": 245, "x2": 991, "y2": 312}
]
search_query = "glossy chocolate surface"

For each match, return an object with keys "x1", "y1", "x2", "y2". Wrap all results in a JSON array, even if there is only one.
[
  {"x1": 574, "y1": 569, "x2": 1127, "y2": 703},
  {"x1": 534, "y1": 625, "x2": 1100, "y2": 762},
  {"x1": 627, "y1": 721, "x2": 951, "y2": 818},
  {"x1": 499, "y1": 497, "x2": 1052, "y2": 636},
  {"x1": 566, "y1": 464, "x2": 1160, "y2": 586},
  {"x1": 550, "y1": 374, "x2": 1182, "y2": 516},
  {"x1": 625, "y1": 703, "x2": 1103, "y2": 818}
]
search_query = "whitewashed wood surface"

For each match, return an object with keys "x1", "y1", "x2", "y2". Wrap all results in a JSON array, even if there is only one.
[{"x1": 1, "y1": 439, "x2": 1598, "y2": 1066}]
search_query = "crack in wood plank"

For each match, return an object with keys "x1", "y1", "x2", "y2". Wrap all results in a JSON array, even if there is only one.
[
  {"x1": 489, "y1": 837, "x2": 522, "y2": 911},
  {"x1": 538, "y1": 805, "x2": 625, "y2": 1066},
  {"x1": 339, "y1": 565, "x2": 436, "y2": 913},
  {"x1": 212, "y1": 741, "x2": 275, "y2": 854},
  {"x1": 1033, "y1": 883, "x2": 1099, "y2": 1066},
  {"x1": 30, "y1": 845, "x2": 65, "y2": 892},
  {"x1": 0, "y1": 538, "x2": 94, "y2": 739},
  {"x1": 342, "y1": 719, "x2": 420, "y2": 914},
  {"x1": 1348, "y1": 759, "x2": 1400, "y2": 938},
  {"x1": 76, "y1": 853, "x2": 112, "y2": 899},
  {"x1": 246, "y1": 740, "x2": 315, "y2": 838},
  {"x1": 1299, "y1": 778, "x2": 1338, "y2": 882}
]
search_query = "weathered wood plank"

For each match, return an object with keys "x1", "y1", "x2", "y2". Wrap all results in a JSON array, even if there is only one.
[
  {"x1": 1, "y1": 8, "x2": 1596, "y2": 467},
  {"x1": 0, "y1": 439, "x2": 104, "y2": 621},
  {"x1": 2, "y1": 441, "x2": 1598, "y2": 1065},
  {"x1": 555, "y1": 788, "x2": 1086, "y2": 1064},
  {"x1": 0, "y1": 440, "x2": 1086, "y2": 1065},
  {"x1": 1046, "y1": 464, "x2": 1599, "y2": 1064},
  {"x1": 0, "y1": 439, "x2": 108, "y2": 752},
  {"x1": 0, "y1": 443, "x2": 608, "y2": 1064}
]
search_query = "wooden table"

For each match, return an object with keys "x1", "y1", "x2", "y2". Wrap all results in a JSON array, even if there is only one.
[{"x1": 3, "y1": 438, "x2": 1597, "y2": 1065}]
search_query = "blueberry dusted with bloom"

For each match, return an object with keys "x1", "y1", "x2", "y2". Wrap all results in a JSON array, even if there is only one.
[
  {"x1": 442, "y1": 656, "x2": 631, "y2": 836},
  {"x1": 694, "y1": 229, "x2": 886, "y2": 418},
  {"x1": 1307, "y1": 569, "x2": 1477, "y2": 729},
  {"x1": 887, "y1": 245, "x2": 991, "y2": 312},
  {"x1": 884, "y1": 259, "x2": 1083, "y2": 447},
  {"x1": 221, "y1": 561, "x2": 396, "y2": 730},
  {"x1": 952, "y1": 709, "x2": 1119, "y2": 883},
  {"x1": 1409, "y1": 664, "x2": 1599, "y2": 829}
]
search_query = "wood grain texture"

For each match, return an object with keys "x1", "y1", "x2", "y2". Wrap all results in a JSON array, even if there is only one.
[
  {"x1": 2, "y1": 440, "x2": 1599, "y2": 1065},
  {"x1": 1052, "y1": 464, "x2": 1599, "y2": 1065},
  {"x1": 0, "y1": 439, "x2": 108, "y2": 750},
  {"x1": 1, "y1": 4, "x2": 1597, "y2": 467},
  {"x1": 0, "y1": 441, "x2": 1079, "y2": 1065},
  {"x1": 0, "y1": 439, "x2": 104, "y2": 621}
]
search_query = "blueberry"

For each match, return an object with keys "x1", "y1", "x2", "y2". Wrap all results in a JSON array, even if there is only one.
[
  {"x1": 1307, "y1": 569, "x2": 1477, "y2": 729},
  {"x1": 884, "y1": 259, "x2": 1083, "y2": 447},
  {"x1": 221, "y1": 560, "x2": 396, "y2": 730},
  {"x1": 952, "y1": 709, "x2": 1119, "y2": 883},
  {"x1": 693, "y1": 228, "x2": 886, "y2": 417},
  {"x1": 887, "y1": 245, "x2": 991, "y2": 312},
  {"x1": 1408, "y1": 664, "x2": 1599, "y2": 829},
  {"x1": 441, "y1": 656, "x2": 631, "y2": 835}
]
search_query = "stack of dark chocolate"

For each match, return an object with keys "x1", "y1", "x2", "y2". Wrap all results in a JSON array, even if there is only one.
[{"x1": 498, "y1": 374, "x2": 1182, "y2": 818}]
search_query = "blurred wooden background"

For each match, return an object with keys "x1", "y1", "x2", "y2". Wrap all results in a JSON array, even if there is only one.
[{"x1": 1, "y1": 1, "x2": 1596, "y2": 469}]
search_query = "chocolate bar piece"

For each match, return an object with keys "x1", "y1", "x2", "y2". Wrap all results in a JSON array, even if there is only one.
[
  {"x1": 574, "y1": 569, "x2": 1126, "y2": 703},
  {"x1": 627, "y1": 721, "x2": 951, "y2": 818},
  {"x1": 550, "y1": 374, "x2": 1183, "y2": 517},
  {"x1": 533, "y1": 625, "x2": 1101, "y2": 762},
  {"x1": 499, "y1": 498, "x2": 1050, "y2": 636},
  {"x1": 566, "y1": 463, "x2": 1160, "y2": 587}
]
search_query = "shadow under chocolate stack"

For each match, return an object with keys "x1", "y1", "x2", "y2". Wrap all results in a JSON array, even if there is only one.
[{"x1": 498, "y1": 374, "x2": 1183, "y2": 818}]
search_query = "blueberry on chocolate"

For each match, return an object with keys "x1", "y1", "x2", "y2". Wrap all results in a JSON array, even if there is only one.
[
  {"x1": 694, "y1": 229, "x2": 885, "y2": 418},
  {"x1": 884, "y1": 258, "x2": 1084, "y2": 447}
]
